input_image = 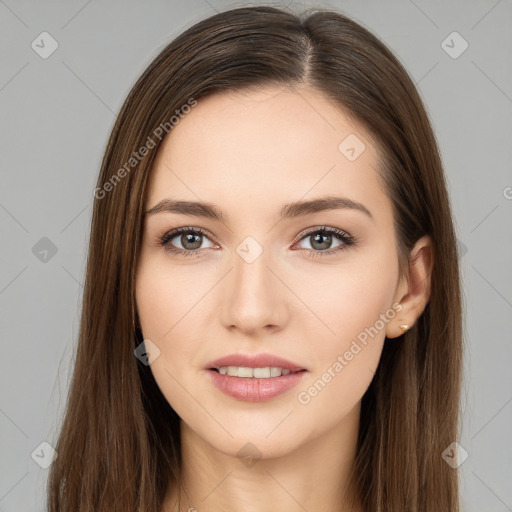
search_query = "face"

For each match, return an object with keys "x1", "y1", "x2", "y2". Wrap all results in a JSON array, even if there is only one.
[{"x1": 135, "y1": 85, "x2": 404, "y2": 458}]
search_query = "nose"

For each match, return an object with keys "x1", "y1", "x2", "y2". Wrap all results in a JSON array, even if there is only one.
[{"x1": 219, "y1": 243, "x2": 289, "y2": 337}]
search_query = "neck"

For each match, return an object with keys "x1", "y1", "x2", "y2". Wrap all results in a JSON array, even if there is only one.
[{"x1": 163, "y1": 403, "x2": 363, "y2": 512}]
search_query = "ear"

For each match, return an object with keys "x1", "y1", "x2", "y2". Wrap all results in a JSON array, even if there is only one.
[{"x1": 386, "y1": 235, "x2": 434, "y2": 339}]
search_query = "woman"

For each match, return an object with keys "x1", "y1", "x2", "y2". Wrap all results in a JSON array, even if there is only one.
[{"x1": 47, "y1": 5, "x2": 463, "y2": 511}]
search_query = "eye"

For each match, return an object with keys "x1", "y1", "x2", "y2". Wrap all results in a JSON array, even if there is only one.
[
  {"x1": 158, "y1": 227, "x2": 216, "y2": 257},
  {"x1": 158, "y1": 225, "x2": 356, "y2": 258},
  {"x1": 293, "y1": 226, "x2": 356, "y2": 257}
]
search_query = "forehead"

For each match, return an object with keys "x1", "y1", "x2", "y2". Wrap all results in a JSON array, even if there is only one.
[{"x1": 146, "y1": 86, "x2": 388, "y2": 219}]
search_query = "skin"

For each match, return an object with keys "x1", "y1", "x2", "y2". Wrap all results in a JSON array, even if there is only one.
[{"x1": 135, "y1": 85, "x2": 433, "y2": 512}]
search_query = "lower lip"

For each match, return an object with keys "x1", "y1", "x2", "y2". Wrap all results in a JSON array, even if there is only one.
[{"x1": 206, "y1": 369, "x2": 307, "y2": 402}]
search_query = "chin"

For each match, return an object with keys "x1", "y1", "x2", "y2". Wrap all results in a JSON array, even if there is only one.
[{"x1": 206, "y1": 431, "x2": 304, "y2": 462}]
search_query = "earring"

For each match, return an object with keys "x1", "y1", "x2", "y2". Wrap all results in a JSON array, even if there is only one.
[{"x1": 399, "y1": 324, "x2": 409, "y2": 332}]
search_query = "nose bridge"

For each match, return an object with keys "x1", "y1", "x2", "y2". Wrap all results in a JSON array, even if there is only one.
[{"x1": 220, "y1": 235, "x2": 286, "y2": 333}]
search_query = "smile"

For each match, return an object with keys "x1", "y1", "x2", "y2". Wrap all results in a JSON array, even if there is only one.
[{"x1": 213, "y1": 366, "x2": 303, "y2": 378}]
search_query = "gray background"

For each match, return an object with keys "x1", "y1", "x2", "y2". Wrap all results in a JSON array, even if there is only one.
[{"x1": 1, "y1": 0, "x2": 511, "y2": 510}]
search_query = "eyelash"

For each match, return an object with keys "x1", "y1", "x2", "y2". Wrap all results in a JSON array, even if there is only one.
[{"x1": 157, "y1": 226, "x2": 356, "y2": 259}]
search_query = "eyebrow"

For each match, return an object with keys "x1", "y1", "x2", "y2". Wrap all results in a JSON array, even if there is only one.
[{"x1": 145, "y1": 195, "x2": 373, "y2": 222}]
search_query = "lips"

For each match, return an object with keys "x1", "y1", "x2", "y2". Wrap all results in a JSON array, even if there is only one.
[
  {"x1": 205, "y1": 353, "x2": 307, "y2": 372},
  {"x1": 204, "y1": 352, "x2": 308, "y2": 402}
]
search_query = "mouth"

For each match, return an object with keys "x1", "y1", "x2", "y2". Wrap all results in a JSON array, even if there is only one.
[
  {"x1": 205, "y1": 352, "x2": 307, "y2": 374},
  {"x1": 204, "y1": 353, "x2": 309, "y2": 401},
  {"x1": 208, "y1": 366, "x2": 307, "y2": 378}
]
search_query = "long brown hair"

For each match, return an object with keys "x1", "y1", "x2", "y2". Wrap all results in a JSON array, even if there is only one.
[{"x1": 47, "y1": 5, "x2": 463, "y2": 511}]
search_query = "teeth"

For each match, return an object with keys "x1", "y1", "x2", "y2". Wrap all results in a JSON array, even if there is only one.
[
  {"x1": 236, "y1": 366, "x2": 253, "y2": 378},
  {"x1": 270, "y1": 367, "x2": 281, "y2": 377},
  {"x1": 218, "y1": 366, "x2": 294, "y2": 378},
  {"x1": 253, "y1": 367, "x2": 270, "y2": 378},
  {"x1": 227, "y1": 366, "x2": 239, "y2": 376}
]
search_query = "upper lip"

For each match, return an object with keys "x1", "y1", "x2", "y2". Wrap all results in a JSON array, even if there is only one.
[{"x1": 206, "y1": 353, "x2": 307, "y2": 372}]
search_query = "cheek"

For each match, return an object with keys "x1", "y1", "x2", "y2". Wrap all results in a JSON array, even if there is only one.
[
  {"x1": 293, "y1": 241, "x2": 398, "y2": 345},
  {"x1": 135, "y1": 265, "x2": 198, "y2": 414},
  {"x1": 135, "y1": 268, "x2": 171, "y2": 340},
  {"x1": 291, "y1": 244, "x2": 399, "y2": 414},
  {"x1": 135, "y1": 256, "x2": 215, "y2": 389},
  {"x1": 136, "y1": 264, "x2": 196, "y2": 353},
  {"x1": 135, "y1": 251, "x2": 201, "y2": 340}
]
